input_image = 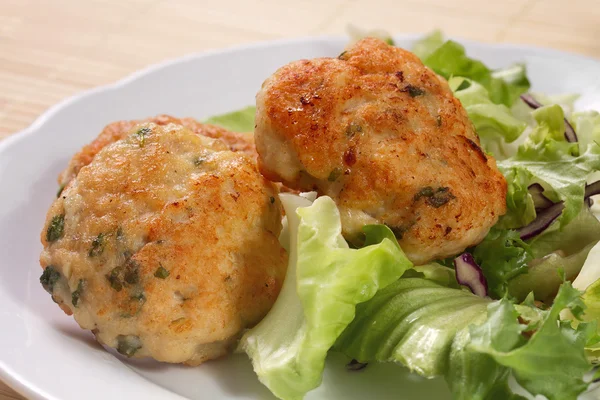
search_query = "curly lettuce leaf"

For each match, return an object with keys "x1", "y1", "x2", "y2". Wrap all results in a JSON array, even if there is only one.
[
  {"x1": 573, "y1": 110, "x2": 600, "y2": 175},
  {"x1": 412, "y1": 30, "x2": 444, "y2": 60},
  {"x1": 337, "y1": 277, "x2": 593, "y2": 400},
  {"x1": 498, "y1": 105, "x2": 600, "y2": 230},
  {"x1": 413, "y1": 32, "x2": 530, "y2": 106},
  {"x1": 240, "y1": 195, "x2": 412, "y2": 400},
  {"x1": 470, "y1": 282, "x2": 594, "y2": 400},
  {"x1": 204, "y1": 105, "x2": 256, "y2": 132},
  {"x1": 472, "y1": 228, "x2": 532, "y2": 299},
  {"x1": 466, "y1": 104, "x2": 600, "y2": 301},
  {"x1": 473, "y1": 206, "x2": 600, "y2": 302},
  {"x1": 508, "y1": 209, "x2": 600, "y2": 302},
  {"x1": 449, "y1": 77, "x2": 527, "y2": 158},
  {"x1": 473, "y1": 208, "x2": 600, "y2": 303}
]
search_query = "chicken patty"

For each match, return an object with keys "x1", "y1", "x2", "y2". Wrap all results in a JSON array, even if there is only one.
[
  {"x1": 255, "y1": 37, "x2": 506, "y2": 265},
  {"x1": 40, "y1": 122, "x2": 287, "y2": 365},
  {"x1": 58, "y1": 115, "x2": 255, "y2": 188}
]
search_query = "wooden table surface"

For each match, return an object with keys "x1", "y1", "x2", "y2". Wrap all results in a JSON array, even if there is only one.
[{"x1": 1, "y1": 0, "x2": 598, "y2": 398}]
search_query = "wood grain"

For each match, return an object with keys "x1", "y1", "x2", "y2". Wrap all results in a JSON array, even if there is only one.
[{"x1": 1, "y1": 0, "x2": 598, "y2": 398}]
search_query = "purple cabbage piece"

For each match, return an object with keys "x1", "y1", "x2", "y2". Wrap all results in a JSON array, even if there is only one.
[
  {"x1": 518, "y1": 201, "x2": 565, "y2": 240},
  {"x1": 453, "y1": 253, "x2": 488, "y2": 297},
  {"x1": 520, "y1": 93, "x2": 578, "y2": 143},
  {"x1": 585, "y1": 180, "x2": 600, "y2": 199}
]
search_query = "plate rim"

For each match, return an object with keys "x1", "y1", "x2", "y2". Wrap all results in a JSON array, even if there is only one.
[{"x1": 1, "y1": 33, "x2": 599, "y2": 400}]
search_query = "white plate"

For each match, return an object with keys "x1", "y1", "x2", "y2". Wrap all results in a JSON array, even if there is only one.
[{"x1": 1, "y1": 35, "x2": 600, "y2": 400}]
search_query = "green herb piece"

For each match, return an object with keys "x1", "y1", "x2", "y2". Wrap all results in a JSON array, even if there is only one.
[
  {"x1": 387, "y1": 225, "x2": 409, "y2": 240},
  {"x1": 436, "y1": 115, "x2": 443, "y2": 127},
  {"x1": 193, "y1": 157, "x2": 205, "y2": 166},
  {"x1": 131, "y1": 292, "x2": 145, "y2": 301},
  {"x1": 124, "y1": 260, "x2": 140, "y2": 285},
  {"x1": 426, "y1": 187, "x2": 455, "y2": 208},
  {"x1": 106, "y1": 267, "x2": 123, "y2": 292},
  {"x1": 402, "y1": 85, "x2": 425, "y2": 97},
  {"x1": 116, "y1": 335, "x2": 142, "y2": 357},
  {"x1": 40, "y1": 266, "x2": 61, "y2": 294},
  {"x1": 338, "y1": 51, "x2": 348, "y2": 60},
  {"x1": 345, "y1": 122, "x2": 363, "y2": 137},
  {"x1": 121, "y1": 292, "x2": 146, "y2": 318},
  {"x1": 385, "y1": 37, "x2": 395, "y2": 46},
  {"x1": 413, "y1": 186, "x2": 435, "y2": 201},
  {"x1": 269, "y1": 196, "x2": 275, "y2": 204},
  {"x1": 135, "y1": 127, "x2": 152, "y2": 147},
  {"x1": 154, "y1": 265, "x2": 170, "y2": 279},
  {"x1": 88, "y1": 233, "x2": 106, "y2": 257},
  {"x1": 71, "y1": 279, "x2": 85, "y2": 307},
  {"x1": 56, "y1": 184, "x2": 66, "y2": 198},
  {"x1": 413, "y1": 186, "x2": 454, "y2": 207},
  {"x1": 46, "y1": 214, "x2": 65, "y2": 242},
  {"x1": 327, "y1": 167, "x2": 343, "y2": 182}
]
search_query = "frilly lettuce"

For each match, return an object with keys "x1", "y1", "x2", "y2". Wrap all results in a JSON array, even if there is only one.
[
  {"x1": 573, "y1": 110, "x2": 600, "y2": 150},
  {"x1": 240, "y1": 195, "x2": 412, "y2": 400},
  {"x1": 496, "y1": 105, "x2": 600, "y2": 230},
  {"x1": 469, "y1": 282, "x2": 594, "y2": 400},
  {"x1": 472, "y1": 228, "x2": 532, "y2": 299},
  {"x1": 470, "y1": 104, "x2": 600, "y2": 300},
  {"x1": 449, "y1": 77, "x2": 527, "y2": 159},
  {"x1": 336, "y1": 277, "x2": 594, "y2": 400},
  {"x1": 508, "y1": 209, "x2": 600, "y2": 302},
  {"x1": 412, "y1": 31, "x2": 530, "y2": 107}
]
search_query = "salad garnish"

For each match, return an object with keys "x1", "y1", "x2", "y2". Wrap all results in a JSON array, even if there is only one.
[{"x1": 205, "y1": 31, "x2": 600, "y2": 399}]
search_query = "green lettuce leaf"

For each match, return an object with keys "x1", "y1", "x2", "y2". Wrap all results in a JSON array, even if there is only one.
[
  {"x1": 412, "y1": 30, "x2": 444, "y2": 60},
  {"x1": 335, "y1": 278, "x2": 490, "y2": 375},
  {"x1": 414, "y1": 32, "x2": 530, "y2": 106},
  {"x1": 337, "y1": 277, "x2": 593, "y2": 400},
  {"x1": 572, "y1": 110, "x2": 600, "y2": 166},
  {"x1": 472, "y1": 228, "x2": 532, "y2": 299},
  {"x1": 508, "y1": 209, "x2": 600, "y2": 302},
  {"x1": 449, "y1": 77, "x2": 527, "y2": 158},
  {"x1": 498, "y1": 105, "x2": 600, "y2": 230},
  {"x1": 473, "y1": 209, "x2": 600, "y2": 303},
  {"x1": 469, "y1": 103, "x2": 600, "y2": 301},
  {"x1": 204, "y1": 105, "x2": 256, "y2": 132},
  {"x1": 470, "y1": 282, "x2": 594, "y2": 400},
  {"x1": 240, "y1": 194, "x2": 412, "y2": 400}
]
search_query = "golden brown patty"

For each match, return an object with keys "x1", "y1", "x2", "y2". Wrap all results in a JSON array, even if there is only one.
[
  {"x1": 254, "y1": 37, "x2": 506, "y2": 264},
  {"x1": 58, "y1": 115, "x2": 255, "y2": 188},
  {"x1": 40, "y1": 122, "x2": 287, "y2": 365}
]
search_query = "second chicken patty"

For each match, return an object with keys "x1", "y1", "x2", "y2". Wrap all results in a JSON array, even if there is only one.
[{"x1": 254, "y1": 37, "x2": 507, "y2": 265}]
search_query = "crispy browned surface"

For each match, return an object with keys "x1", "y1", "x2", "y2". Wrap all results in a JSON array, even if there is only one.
[
  {"x1": 255, "y1": 37, "x2": 506, "y2": 265},
  {"x1": 41, "y1": 123, "x2": 286, "y2": 365},
  {"x1": 58, "y1": 115, "x2": 255, "y2": 187}
]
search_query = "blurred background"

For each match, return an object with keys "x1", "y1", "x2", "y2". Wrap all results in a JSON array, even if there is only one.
[{"x1": 1, "y1": 0, "x2": 598, "y2": 140}]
